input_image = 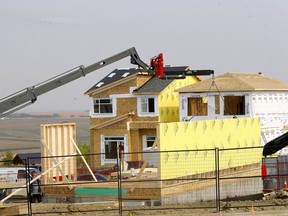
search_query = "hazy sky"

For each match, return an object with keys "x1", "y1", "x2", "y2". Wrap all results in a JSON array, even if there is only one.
[{"x1": 1, "y1": 0, "x2": 288, "y2": 112}]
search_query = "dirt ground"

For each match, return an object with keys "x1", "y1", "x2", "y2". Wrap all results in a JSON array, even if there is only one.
[{"x1": 23, "y1": 199, "x2": 288, "y2": 216}]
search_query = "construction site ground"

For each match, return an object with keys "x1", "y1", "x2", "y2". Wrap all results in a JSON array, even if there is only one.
[{"x1": 3, "y1": 198, "x2": 288, "y2": 216}]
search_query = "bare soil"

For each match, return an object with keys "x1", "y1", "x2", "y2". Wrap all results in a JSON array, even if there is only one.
[{"x1": 24, "y1": 199, "x2": 288, "y2": 216}]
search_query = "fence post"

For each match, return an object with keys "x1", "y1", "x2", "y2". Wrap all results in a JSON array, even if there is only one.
[
  {"x1": 26, "y1": 158, "x2": 32, "y2": 216},
  {"x1": 117, "y1": 147, "x2": 123, "y2": 216},
  {"x1": 215, "y1": 148, "x2": 221, "y2": 212}
]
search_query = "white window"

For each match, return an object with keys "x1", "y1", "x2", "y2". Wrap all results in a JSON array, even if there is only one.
[
  {"x1": 94, "y1": 98, "x2": 112, "y2": 114},
  {"x1": 91, "y1": 98, "x2": 116, "y2": 117},
  {"x1": 138, "y1": 96, "x2": 158, "y2": 116},
  {"x1": 101, "y1": 136, "x2": 127, "y2": 164},
  {"x1": 142, "y1": 136, "x2": 156, "y2": 149}
]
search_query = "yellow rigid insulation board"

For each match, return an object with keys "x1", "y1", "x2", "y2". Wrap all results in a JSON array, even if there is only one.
[
  {"x1": 159, "y1": 117, "x2": 261, "y2": 179},
  {"x1": 158, "y1": 76, "x2": 199, "y2": 122},
  {"x1": 41, "y1": 123, "x2": 77, "y2": 184}
]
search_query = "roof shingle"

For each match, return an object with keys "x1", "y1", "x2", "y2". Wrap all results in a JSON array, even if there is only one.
[{"x1": 85, "y1": 68, "x2": 146, "y2": 94}]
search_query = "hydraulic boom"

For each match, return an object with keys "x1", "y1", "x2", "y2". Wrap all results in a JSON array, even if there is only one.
[
  {"x1": 0, "y1": 48, "x2": 149, "y2": 118},
  {"x1": 0, "y1": 48, "x2": 214, "y2": 118}
]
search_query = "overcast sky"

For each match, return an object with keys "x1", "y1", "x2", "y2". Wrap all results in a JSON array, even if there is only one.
[{"x1": 1, "y1": 0, "x2": 288, "y2": 112}]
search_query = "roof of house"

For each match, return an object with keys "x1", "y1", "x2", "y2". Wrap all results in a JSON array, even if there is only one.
[
  {"x1": 85, "y1": 68, "x2": 147, "y2": 94},
  {"x1": 12, "y1": 153, "x2": 41, "y2": 165},
  {"x1": 133, "y1": 76, "x2": 173, "y2": 94},
  {"x1": 85, "y1": 66, "x2": 191, "y2": 95},
  {"x1": 133, "y1": 66, "x2": 190, "y2": 94},
  {"x1": 176, "y1": 72, "x2": 288, "y2": 93}
]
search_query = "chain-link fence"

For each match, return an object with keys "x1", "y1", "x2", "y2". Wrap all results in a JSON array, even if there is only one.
[{"x1": 1, "y1": 146, "x2": 288, "y2": 215}]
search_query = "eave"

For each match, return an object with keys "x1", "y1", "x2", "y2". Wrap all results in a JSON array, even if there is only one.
[{"x1": 90, "y1": 112, "x2": 135, "y2": 130}]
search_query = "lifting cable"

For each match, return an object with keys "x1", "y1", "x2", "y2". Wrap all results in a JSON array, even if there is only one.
[{"x1": 208, "y1": 74, "x2": 237, "y2": 119}]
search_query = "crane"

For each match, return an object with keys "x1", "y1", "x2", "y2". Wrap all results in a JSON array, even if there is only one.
[{"x1": 0, "y1": 48, "x2": 214, "y2": 118}]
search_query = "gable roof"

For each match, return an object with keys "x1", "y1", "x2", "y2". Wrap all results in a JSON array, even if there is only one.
[
  {"x1": 176, "y1": 72, "x2": 288, "y2": 93},
  {"x1": 133, "y1": 66, "x2": 190, "y2": 94},
  {"x1": 133, "y1": 76, "x2": 173, "y2": 94},
  {"x1": 85, "y1": 68, "x2": 146, "y2": 94},
  {"x1": 85, "y1": 66, "x2": 191, "y2": 95}
]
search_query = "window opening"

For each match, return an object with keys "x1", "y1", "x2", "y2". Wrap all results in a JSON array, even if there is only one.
[
  {"x1": 141, "y1": 97, "x2": 155, "y2": 113},
  {"x1": 94, "y1": 98, "x2": 113, "y2": 114},
  {"x1": 104, "y1": 137, "x2": 124, "y2": 160},
  {"x1": 224, "y1": 96, "x2": 245, "y2": 115},
  {"x1": 187, "y1": 97, "x2": 208, "y2": 116},
  {"x1": 145, "y1": 136, "x2": 156, "y2": 148},
  {"x1": 209, "y1": 77, "x2": 238, "y2": 118}
]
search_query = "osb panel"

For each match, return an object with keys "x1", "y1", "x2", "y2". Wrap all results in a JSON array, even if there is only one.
[
  {"x1": 128, "y1": 130, "x2": 140, "y2": 154},
  {"x1": 177, "y1": 72, "x2": 288, "y2": 93},
  {"x1": 136, "y1": 75, "x2": 153, "y2": 88},
  {"x1": 90, "y1": 124, "x2": 128, "y2": 167},
  {"x1": 88, "y1": 74, "x2": 151, "y2": 97},
  {"x1": 159, "y1": 117, "x2": 261, "y2": 179},
  {"x1": 90, "y1": 77, "x2": 138, "y2": 97},
  {"x1": 91, "y1": 122, "x2": 157, "y2": 166},
  {"x1": 90, "y1": 75, "x2": 151, "y2": 98},
  {"x1": 41, "y1": 123, "x2": 77, "y2": 184},
  {"x1": 127, "y1": 128, "x2": 156, "y2": 161},
  {"x1": 129, "y1": 121, "x2": 158, "y2": 130},
  {"x1": 43, "y1": 185, "x2": 75, "y2": 196},
  {"x1": 117, "y1": 98, "x2": 136, "y2": 115},
  {"x1": 126, "y1": 188, "x2": 161, "y2": 198},
  {"x1": 90, "y1": 98, "x2": 158, "y2": 126}
]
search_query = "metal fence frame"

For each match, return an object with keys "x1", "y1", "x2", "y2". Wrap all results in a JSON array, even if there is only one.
[{"x1": 1, "y1": 146, "x2": 288, "y2": 215}]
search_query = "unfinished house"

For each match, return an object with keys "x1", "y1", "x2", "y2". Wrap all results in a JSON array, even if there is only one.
[
  {"x1": 85, "y1": 67, "x2": 200, "y2": 167},
  {"x1": 176, "y1": 72, "x2": 288, "y2": 148}
]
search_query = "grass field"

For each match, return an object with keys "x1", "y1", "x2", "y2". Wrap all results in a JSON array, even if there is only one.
[{"x1": 0, "y1": 113, "x2": 90, "y2": 155}]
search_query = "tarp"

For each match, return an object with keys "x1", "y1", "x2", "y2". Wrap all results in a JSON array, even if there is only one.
[{"x1": 262, "y1": 132, "x2": 288, "y2": 157}]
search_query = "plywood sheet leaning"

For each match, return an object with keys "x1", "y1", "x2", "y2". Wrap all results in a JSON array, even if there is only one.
[{"x1": 41, "y1": 123, "x2": 77, "y2": 184}]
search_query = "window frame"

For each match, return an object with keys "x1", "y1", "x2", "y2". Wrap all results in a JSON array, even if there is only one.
[
  {"x1": 142, "y1": 135, "x2": 156, "y2": 150},
  {"x1": 137, "y1": 96, "x2": 158, "y2": 117},
  {"x1": 101, "y1": 135, "x2": 127, "y2": 164},
  {"x1": 90, "y1": 98, "x2": 116, "y2": 117}
]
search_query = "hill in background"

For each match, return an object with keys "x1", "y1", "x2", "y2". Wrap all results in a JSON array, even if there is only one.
[{"x1": 0, "y1": 112, "x2": 90, "y2": 155}]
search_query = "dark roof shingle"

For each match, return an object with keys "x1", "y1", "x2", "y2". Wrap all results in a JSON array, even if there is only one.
[
  {"x1": 133, "y1": 76, "x2": 173, "y2": 93},
  {"x1": 132, "y1": 66, "x2": 190, "y2": 93},
  {"x1": 85, "y1": 68, "x2": 145, "y2": 94},
  {"x1": 85, "y1": 66, "x2": 190, "y2": 94}
]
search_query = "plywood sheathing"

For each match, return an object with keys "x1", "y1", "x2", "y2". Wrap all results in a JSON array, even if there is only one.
[
  {"x1": 176, "y1": 72, "x2": 288, "y2": 93},
  {"x1": 0, "y1": 204, "x2": 28, "y2": 215},
  {"x1": 43, "y1": 163, "x2": 259, "y2": 200},
  {"x1": 161, "y1": 163, "x2": 261, "y2": 197},
  {"x1": 128, "y1": 121, "x2": 159, "y2": 130},
  {"x1": 90, "y1": 112, "x2": 135, "y2": 130}
]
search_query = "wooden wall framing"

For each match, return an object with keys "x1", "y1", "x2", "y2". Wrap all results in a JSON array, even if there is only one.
[{"x1": 41, "y1": 123, "x2": 77, "y2": 184}]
